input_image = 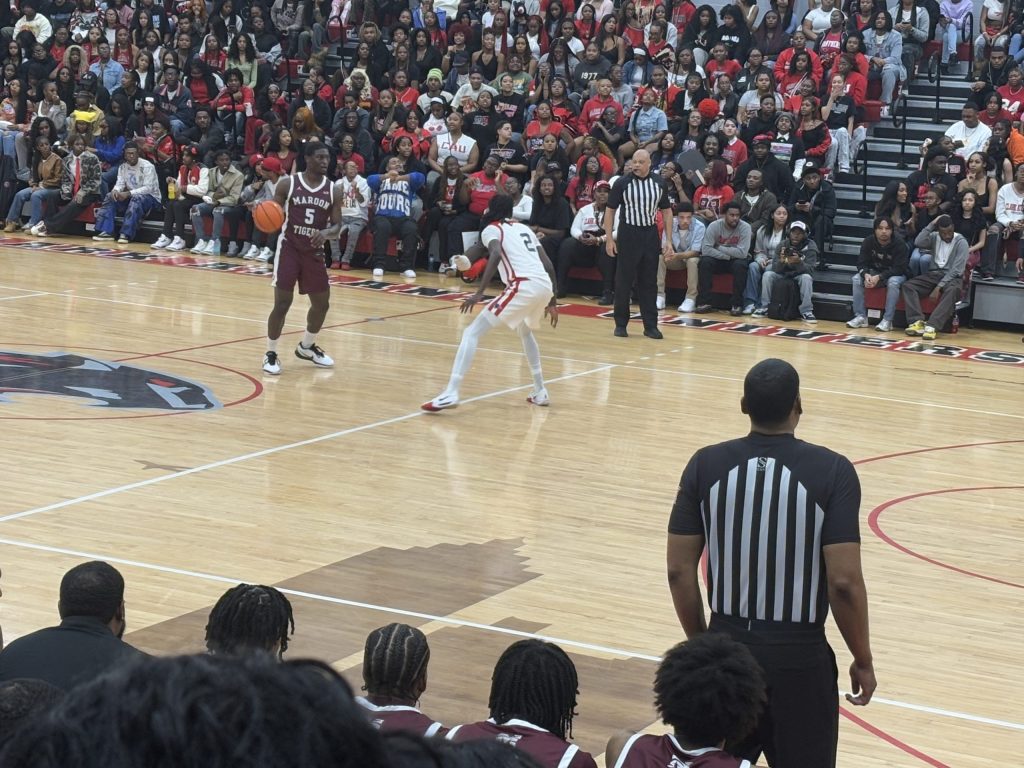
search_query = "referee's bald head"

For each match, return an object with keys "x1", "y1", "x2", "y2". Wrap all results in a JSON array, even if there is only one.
[{"x1": 741, "y1": 358, "x2": 801, "y2": 428}]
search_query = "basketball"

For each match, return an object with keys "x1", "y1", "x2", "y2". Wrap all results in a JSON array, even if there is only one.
[{"x1": 253, "y1": 200, "x2": 285, "y2": 234}]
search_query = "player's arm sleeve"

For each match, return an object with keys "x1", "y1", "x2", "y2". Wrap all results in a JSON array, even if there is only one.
[
  {"x1": 668, "y1": 452, "x2": 704, "y2": 535},
  {"x1": 821, "y1": 454, "x2": 862, "y2": 545}
]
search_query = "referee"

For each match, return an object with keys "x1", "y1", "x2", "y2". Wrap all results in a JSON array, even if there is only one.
[
  {"x1": 666, "y1": 358, "x2": 875, "y2": 768},
  {"x1": 604, "y1": 149, "x2": 672, "y2": 339}
]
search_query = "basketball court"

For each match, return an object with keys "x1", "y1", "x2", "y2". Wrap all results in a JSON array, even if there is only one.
[{"x1": 0, "y1": 234, "x2": 1020, "y2": 767}]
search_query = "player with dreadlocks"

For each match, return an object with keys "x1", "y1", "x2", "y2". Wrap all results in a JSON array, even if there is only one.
[
  {"x1": 605, "y1": 633, "x2": 767, "y2": 768},
  {"x1": 445, "y1": 639, "x2": 597, "y2": 768},
  {"x1": 204, "y1": 583, "x2": 295, "y2": 660},
  {"x1": 356, "y1": 623, "x2": 446, "y2": 737},
  {"x1": 421, "y1": 194, "x2": 559, "y2": 413}
]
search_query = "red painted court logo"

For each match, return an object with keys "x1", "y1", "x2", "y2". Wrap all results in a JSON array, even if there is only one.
[{"x1": 0, "y1": 351, "x2": 221, "y2": 411}]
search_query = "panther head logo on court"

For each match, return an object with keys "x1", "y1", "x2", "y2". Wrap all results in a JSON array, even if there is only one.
[{"x1": 0, "y1": 351, "x2": 221, "y2": 411}]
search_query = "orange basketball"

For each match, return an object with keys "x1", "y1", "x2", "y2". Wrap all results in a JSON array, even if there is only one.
[{"x1": 253, "y1": 200, "x2": 285, "y2": 234}]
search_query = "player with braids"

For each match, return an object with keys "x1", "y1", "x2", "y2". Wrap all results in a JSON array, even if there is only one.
[
  {"x1": 446, "y1": 639, "x2": 597, "y2": 768},
  {"x1": 605, "y1": 633, "x2": 767, "y2": 767},
  {"x1": 356, "y1": 623, "x2": 446, "y2": 737},
  {"x1": 204, "y1": 583, "x2": 295, "y2": 659}
]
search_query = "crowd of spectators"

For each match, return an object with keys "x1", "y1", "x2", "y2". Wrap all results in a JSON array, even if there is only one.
[
  {"x1": 0, "y1": 0, "x2": 1018, "y2": 333},
  {"x1": 0, "y1": 561, "x2": 768, "y2": 768}
]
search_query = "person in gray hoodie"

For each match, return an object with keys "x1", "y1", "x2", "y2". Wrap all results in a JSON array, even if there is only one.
[
  {"x1": 864, "y1": 11, "x2": 904, "y2": 117},
  {"x1": 902, "y1": 214, "x2": 968, "y2": 339}
]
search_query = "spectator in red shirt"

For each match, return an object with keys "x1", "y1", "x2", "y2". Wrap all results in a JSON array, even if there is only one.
[
  {"x1": 996, "y1": 66, "x2": 1024, "y2": 121},
  {"x1": 693, "y1": 159, "x2": 735, "y2": 222},
  {"x1": 774, "y1": 30, "x2": 824, "y2": 84},
  {"x1": 705, "y1": 42, "x2": 741, "y2": 83},
  {"x1": 212, "y1": 68, "x2": 254, "y2": 151},
  {"x1": 836, "y1": 53, "x2": 867, "y2": 106}
]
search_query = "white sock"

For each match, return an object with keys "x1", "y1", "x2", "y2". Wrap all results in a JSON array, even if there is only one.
[
  {"x1": 517, "y1": 325, "x2": 545, "y2": 390},
  {"x1": 445, "y1": 312, "x2": 497, "y2": 395},
  {"x1": 267, "y1": 338, "x2": 278, "y2": 353},
  {"x1": 301, "y1": 331, "x2": 317, "y2": 348}
]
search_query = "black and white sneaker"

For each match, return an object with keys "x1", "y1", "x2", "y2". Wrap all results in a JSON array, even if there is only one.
[
  {"x1": 262, "y1": 351, "x2": 281, "y2": 375},
  {"x1": 295, "y1": 342, "x2": 334, "y2": 367}
]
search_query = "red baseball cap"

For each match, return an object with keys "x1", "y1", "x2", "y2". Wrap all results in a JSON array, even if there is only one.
[{"x1": 260, "y1": 156, "x2": 283, "y2": 175}]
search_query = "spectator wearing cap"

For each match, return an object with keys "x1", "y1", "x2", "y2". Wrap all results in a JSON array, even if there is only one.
[
  {"x1": 734, "y1": 134, "x2": 793, "y2": 200},
  {"x1": 150, "y1": 144, "x2": 208, "y2": 252},
  {"x1": 769, "y1": 112, "x2": 806, "y2": 169},
  {"x1": 622, "y1": 48, "x2": 653, "y2": 91},
  {"x1": 788, "y1": 161, "x2": 836, "y2": 263},
  {"x1": 238, "y1": 155, "x2": 285, "y2": 262},
  {"x1": 443, "y1": 49, "x2": 473, "y2": 94},
  {"x1": 417, "y1": 69, "x2": 453, "y2": 114},
  {"x1": 557, "y1": 178, "x2": 617, "y2": 302},
  {"x1": 35, "y1": 132, "x2": 102, "y2": 236},
  {"x1": 753, "y1": 219, "x2": 820, "y2": 322}
]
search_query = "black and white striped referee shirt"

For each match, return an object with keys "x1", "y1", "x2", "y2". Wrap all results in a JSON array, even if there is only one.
[
  {"x1": 607, "y1": 173, "x2": 670, "y2": 227},
  {"x1": 669, "y1": 433, "x2": 861, "y2": 625}
]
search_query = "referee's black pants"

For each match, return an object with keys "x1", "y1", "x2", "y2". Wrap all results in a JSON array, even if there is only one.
[
  {"x1": 709, "y1": 613, "x2": 839, "y2": 768},
  {"x1": 613, "y1": 223, "x2": 660, "y2": 331}
]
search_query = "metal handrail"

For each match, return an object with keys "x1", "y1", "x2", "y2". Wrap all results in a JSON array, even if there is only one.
[
  {"x1": 858, "y1": 138, "x2": 871, "y2": 217},
  {"x1": 929, "y1": 51, "x2": 942, "y2": 122},
  {"x1": 894, "y1": 89, "x2": 908, "y2": 163}
]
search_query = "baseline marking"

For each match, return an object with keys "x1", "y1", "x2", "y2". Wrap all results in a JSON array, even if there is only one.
[
  {"x1": 0, "y1": 365, "x2": 615, "y2": 524},
  {"x1": 0, "y1": 533, "x2": 1017, "y2": 733}
]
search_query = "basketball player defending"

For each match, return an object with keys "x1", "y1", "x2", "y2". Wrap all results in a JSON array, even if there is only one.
[
  {"x1": 263, "y1": 143, "x2": 344, "y2": 375},
  {"x1": 422, "y1": 194, "x2": 558, "y2": 411}
]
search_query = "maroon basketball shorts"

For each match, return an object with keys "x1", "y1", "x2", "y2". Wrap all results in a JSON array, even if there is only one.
[{"x1": 272, "y1": 241, "x2": 330, "y2": 295}]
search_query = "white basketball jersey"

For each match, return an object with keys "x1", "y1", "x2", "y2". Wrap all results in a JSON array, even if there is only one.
[{"x1": 481, "y1": 221, "x2": 552, "y2": 287}]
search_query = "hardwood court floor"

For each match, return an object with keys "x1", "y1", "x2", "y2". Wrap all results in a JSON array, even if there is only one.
[{"x1": 0, "y1": 236, "x2": 1021, "y2": 767}]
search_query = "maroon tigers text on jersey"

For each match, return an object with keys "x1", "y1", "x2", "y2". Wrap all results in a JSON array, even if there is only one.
[
  {"x1": 446, "y1": 718, "x2": 598, "y2": 768},
  {"x1": 611, "y1": 733, "x2": 752, "y2": 768},
  {"x1": 355, "y1": 697, "x2": 446, "y2": 738},
  {"x1": 282, "y1": 173, "x2": 335, "y2": 255}
]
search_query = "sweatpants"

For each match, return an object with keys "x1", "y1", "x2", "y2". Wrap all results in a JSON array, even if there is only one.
[{"x1": 902, "y1": 270, "x2": 962, "y2": 330}]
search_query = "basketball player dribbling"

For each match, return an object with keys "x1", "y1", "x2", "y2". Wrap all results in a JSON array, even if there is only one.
[
  {"x1": 263, "y1": 143, "x2": 344, "y2": 375},
  {"x1": 422, "y1": 194, "x2": 558, "y2": 412}
]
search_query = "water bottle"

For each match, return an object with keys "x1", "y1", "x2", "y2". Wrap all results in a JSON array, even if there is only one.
[
  {"x1": 951, "y1": 313, "x2": 959, "y2": 334},
  {"x1": 167, "y1": 178, "x2": 177, "y2": 200}
]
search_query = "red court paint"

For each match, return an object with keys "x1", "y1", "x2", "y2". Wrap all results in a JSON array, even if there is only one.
[{"x1": 840, "y1": 708, "x2": 952, "y2": 768}]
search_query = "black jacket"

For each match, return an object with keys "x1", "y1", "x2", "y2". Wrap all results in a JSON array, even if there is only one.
[
  {"x1": 734, "y1": 154, "x2": 793, "y2": 201},
  {"x1": 0, "y1": 616, "x2": 142, "y2": 691}
]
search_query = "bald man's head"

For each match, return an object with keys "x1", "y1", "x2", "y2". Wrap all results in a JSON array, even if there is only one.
[{"x1": 632, "y1": 149, "x2": 651, "y2": 176}]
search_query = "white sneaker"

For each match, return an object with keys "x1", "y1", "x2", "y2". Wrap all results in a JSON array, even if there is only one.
[
  {"x1": 401, "y1": 269, "x2": 416, "y2": 278},
  {"x1": 876, "y1": 318, "x2": 893, "y2": 332},
  {"x1": 28, "y1": 222, "x2": 44, "y2": 236},
  {"x1": 438, "y1": 261, "x2": 452, "y2": 274},
  {"x1": 151, "y1": 234, "x2": 171, "y2": 249},
  {"x1": 678, "y1": 298, "x2": 696, "y2": 313},
  {"x1": 451, "y1": 254, "x2": 471, "y2": 271},
  {"x1": 295, "y1": 342, "x2": 334, "y2": 367},
  {"x1": 421, "y1": 392, "x2": 459, "y2": 412},
  {"x1": 839, "y1": 164, "x2": 851, "y2": 173},
  {"x1": 226, "y1": 242, "x2": 240, "y2": 258},
  {"x1": 256, "y1": 247, "x2": 273, "y2": 262},
  {"x1": 743, "y1": 303, "x2": 755, "y2": 315},
  {"x1": 262, "y1": 351, "x2": 281, "y2": 375},
  {"x1": 166, "y1": 236, "x2": 186, "y2": 251},
  {"x1": 880, "y1": 105, "x2": 891, "y2": 118},
  {"x1": 527, "y1": 388, "x2": 550, "y2": 406},
  {"x1": 191, "y1": 239, "x2": 208, "y2": 254},
  {"x1": 656, "y1": 294, "x2": 666, "y2": 310},
  {"x1": 372, "y1": 268, "x2": 384, "y2": 278},
  {"x1": 117, "y1": 236, "x2": 130, "y2": 244},
  {"x1": 201, "y1": 240, "x2": 219, "y2": 256},
  {"x1": 847, "y1": 315, "x2": 868, "y2": 328},
  {"x1": 242, "y1": 243, "x2": 260, "y2": 260}
]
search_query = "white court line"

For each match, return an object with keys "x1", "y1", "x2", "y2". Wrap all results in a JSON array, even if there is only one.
[
  {"x1": 0, "y1": 292, "x2": 47, "y2": 301},
  {"x1": 0, "y1": 365, "x2": 615, "y2": 525},
  {"x1": 0, "y1": 533, "x2": 1018, "y2": 733}
]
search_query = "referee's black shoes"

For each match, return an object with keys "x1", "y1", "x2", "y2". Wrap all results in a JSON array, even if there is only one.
[
  {"x1": 614, "y1": 327, "x2": 628, "y2": 337},
  {"x1": 644, "y1": 328, "x2": 664, "y2": 339}
]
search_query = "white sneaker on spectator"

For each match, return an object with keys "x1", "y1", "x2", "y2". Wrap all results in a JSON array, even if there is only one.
[
  {"x1": 117, "y1": 236, "x2": 130, "y2": 244},
  {"x1": 226, "y1": 242, "x2": 240, "y2": 257},
  {"x1": 678, "y1": 298, "x2": 696, "y2": 312},
  {"x1": 256, "y1": 247, "x2": 272, "y2": 262},
  {"x1": 242, "y1": 243, "x2": 260, "y2": 260},
  {"x1": 847, "y1": 315, "x2": 868, "y2": 328},
  {"x1": 876, "y1": 318, "x2": 893, "y2": 332},
  {"x1": 28, "y1": 222, "x2": 45, "y2": 236},
  {"x1": 201, "y1": 240, "x2": 219, "y2": 256},
  {"x1": 151, "y1": 234, "x2": 171, "y2": 249},
  {"x1": 191, "y1": 239, "x2": 208, "y2": 254},
  {"x1": 743, "y1": 303, "x2": 755, "y2": 315},
  {"x1": 656, "y1": 294, "x2": 666, "y2": 310},
  {"x1": 451, "y1": 254, "x2": 471, "y2": 271},
  {"x1": 372, "y1": 268, "x2": 384, "y2": 277},
  {"x1": 402, "y1": 269, "x2": 416, "y2": 278},
  {"x1": 880, "y1": 105, "x2": 891, "y2": 118},
  {"x1": 166, "y1": 236, "x2": 186, "y2": 251}
]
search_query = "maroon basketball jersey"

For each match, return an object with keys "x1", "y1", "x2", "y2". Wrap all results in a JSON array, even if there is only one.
[
  {"x1": 612, "y1": 733, "x2": 752, "y2": 768},
  {"x1": 356, "y1": 697, "x2": 446, "y2": 738},
  {"x1": 282, "y1": 173, "x2": 335, "y2": 255},
  {"x1": 446, "y1": 719, "x2": 597, "y2": 768}
]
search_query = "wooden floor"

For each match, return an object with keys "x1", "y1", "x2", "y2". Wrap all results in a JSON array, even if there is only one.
[{"x1": 0, "y1": 235, "x2": 1021, "y2": 767}]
